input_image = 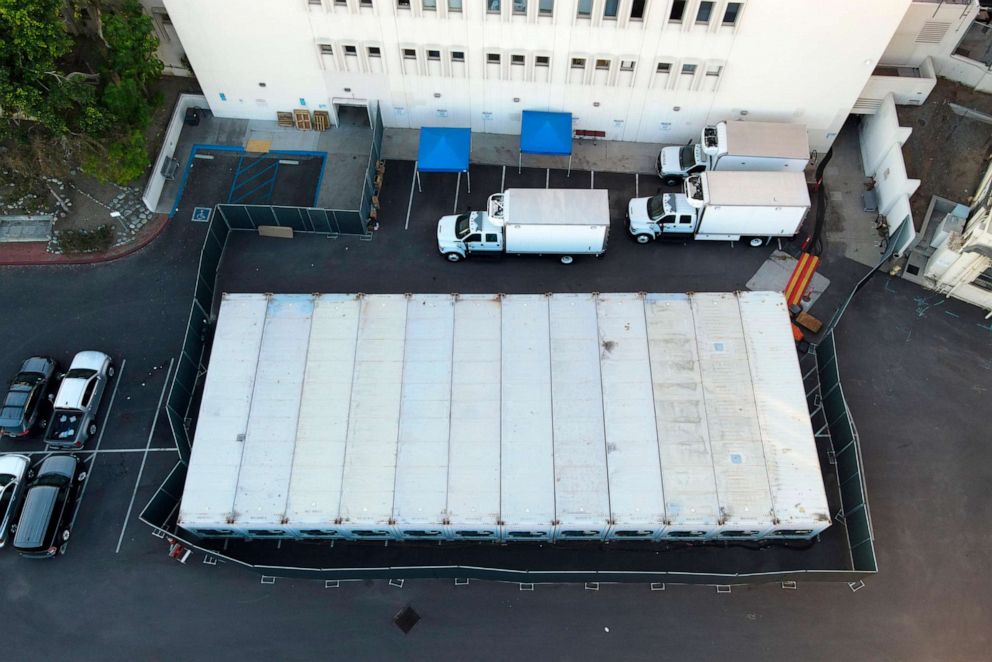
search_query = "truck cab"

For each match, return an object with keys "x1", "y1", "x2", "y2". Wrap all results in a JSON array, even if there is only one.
[
  {"x1": 657, "y1": 143, "x2": 706, "y2": 186},
  {"x1": 437, "y1": 210, "x2": 504, "y2": 262},
  {"x1": 626, "y1": 192, "x2": 699, "y2": 243}
]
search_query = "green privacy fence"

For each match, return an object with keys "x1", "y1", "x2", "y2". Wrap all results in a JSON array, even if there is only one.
[
  {"x1": 163, "y1": 102, "x2": 383, "y2": 464},
  {"x1": 813, "y1": 331, "x2": 877, "y2": 574}
]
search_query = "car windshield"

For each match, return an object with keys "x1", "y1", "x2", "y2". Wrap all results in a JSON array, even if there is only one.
[
  {"x1": 679, "y1": 145, "x2": 696, "y2": 169},
  {"x1": 65, "y1": 368, "x2": 96, "y2": 380},
  {"x1": 35, "y1": 474, "x2": 69, "y2": 488},
  {"x1": 454, "y1": 214, "x2": 471, "y2": 240},
  {"x1": 13, "y1": 372, "x2": 44, "y2": 386},
  {"x1": 646, "y1": 194, "x2": 669, "y2": 221}
]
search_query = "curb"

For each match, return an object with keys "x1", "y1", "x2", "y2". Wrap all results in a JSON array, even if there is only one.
[{"x1": 0, "y1": 214, "x2": 170, "y2": 267}]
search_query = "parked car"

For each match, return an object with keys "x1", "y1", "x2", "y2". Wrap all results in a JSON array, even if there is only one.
[
  {"x1": 12, "y1": 455, "x2": 85, "y2": 558},
  {"x1": 44, "y1": 351, "x2": 114, "y2": 449},
  {"x1": 0, "y1": 454, "x2": 32, "y2": 548},
  {"x1": 0, "y1": 357, "x2": 57, "y2": 438}
]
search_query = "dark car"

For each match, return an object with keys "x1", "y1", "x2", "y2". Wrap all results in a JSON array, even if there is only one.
[
  {"x1": 0, "y1": 357, "x2": 57, "y2": 438},
  {"x1": 12, "y1": 455, "x2": 85, "y2": 558}
]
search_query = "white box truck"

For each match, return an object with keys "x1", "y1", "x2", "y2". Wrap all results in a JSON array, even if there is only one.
[
  {"x1": 628, "y1": 171, "x2": 811, "y2": 246},
  {"x1": 658, "y1": 121, "x2": 810, "y2": 186},
  {"x1": 179, "y1": 292, "x2": 830, "y2": 543},
  {"x1": 436, "y1": 188, "x2": 609, "y2": 264}
]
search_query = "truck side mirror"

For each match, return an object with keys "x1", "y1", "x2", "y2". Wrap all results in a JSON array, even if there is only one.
[{"x1": 48, "y1": 393, "x2": 54, "y2": 402}]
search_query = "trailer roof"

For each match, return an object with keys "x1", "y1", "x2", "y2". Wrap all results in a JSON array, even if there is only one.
[
  {"x1": 721, "y1": 121, "x2": 810, "y2": 159},
  {"x1": 180, "y1": 292, "x2": 829, "y2": 534},
  {"x1": 503, "y1": 188, "x2": 610, "y2": 226},
  {"x1": 701, "y1": 171, "x2": 811, "y2": 207}
]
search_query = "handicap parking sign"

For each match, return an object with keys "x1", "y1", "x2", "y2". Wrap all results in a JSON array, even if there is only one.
[{"x1": 192, "y1": 207, "x2": 212, "y2": 222}]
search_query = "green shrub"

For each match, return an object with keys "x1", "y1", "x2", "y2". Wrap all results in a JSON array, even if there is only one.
[
  {"x1": 81, "y1": 129, "x2": 149, "y2": 184},
  {"x1": 57, "y1": 223, "x2": 115, "y2": 254}
]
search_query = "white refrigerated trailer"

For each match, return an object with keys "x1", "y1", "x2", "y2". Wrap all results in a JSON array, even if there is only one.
[{"x1": 179, "y1": 292, "x2": 830, "y2": 543}]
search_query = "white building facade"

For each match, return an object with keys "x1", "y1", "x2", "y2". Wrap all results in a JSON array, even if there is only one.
[{"x1": 160, "y1": 0, "x2": 930, "y2": 152}]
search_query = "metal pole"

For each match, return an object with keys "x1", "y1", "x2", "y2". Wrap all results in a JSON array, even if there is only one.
[
  {"x1": 467, "y1": 168, "x2": 471, "y2": 193},
  {"x1": 567, "y1": 154, "x2": 573, "y2": 177},
  {"x1": 416, "y1": 168, "x2": 422, "y2": 193},
  {"x1": 453, "y1": 172, "x2": 461, "y2": 214},
  {"x1": 518, "y1": 151, "x2": 522, "y2": 174}
]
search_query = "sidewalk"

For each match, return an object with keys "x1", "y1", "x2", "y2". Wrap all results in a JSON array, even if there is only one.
[{"x1": 0, "y1": 213, "x2": 169, "y2": 266}]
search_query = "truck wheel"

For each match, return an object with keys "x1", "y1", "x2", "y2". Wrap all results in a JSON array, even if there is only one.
[
  {"x1": 663, "y1": 176, "x2": 682, "y2": 187},
  {"x1": 560, "y1": 256, "x2": 574, "y2": 265},
  {"x1": 635, "y1": 234, "x2": 652, "y2": 244},
  {"x1": 443, "y1": 252, "x2": 463, "y2": 263},
  {"x1": 748, "y1": 237, "x2": 764, "y2": 247}
]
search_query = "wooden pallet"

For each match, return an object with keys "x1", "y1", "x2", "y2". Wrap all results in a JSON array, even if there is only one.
[
  {"x1": 276, "y1": 111, "x2": 294, "y2": 128},
  {"x1": 313, "y1": 110, "x2": 330, "y2": 131},
  {"x1": 293, "y1": 109, "x2": 312, "y2": 130}
]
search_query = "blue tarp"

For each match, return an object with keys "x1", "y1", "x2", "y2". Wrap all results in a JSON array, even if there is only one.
[
  {"x1": 520, "y1": 111, "x2": 573, "y2": 156},
  {"x1": 418, "y1": 127, "x2": 471, "y2": 172}
]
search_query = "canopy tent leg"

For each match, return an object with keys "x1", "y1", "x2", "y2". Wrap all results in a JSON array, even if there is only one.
[
  {"x1": 453, "y1": 172, "x2": 461, "y2": 214},
  {"x1": 466, "y1": 168, "x2": 471, "y2": 193},
  {"x1": 518, "y1": 151, "x2": 522, "y2": 175},
  {"x1": 416, "y1": 168, "x2": 422, "y2": 193},
  {"x1": 567, "y1": 154, "x2": 573, "y2": 177}
]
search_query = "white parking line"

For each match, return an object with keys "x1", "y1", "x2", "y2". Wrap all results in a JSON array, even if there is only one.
[
  {"x1": 404, "y1": 162, "x2": 418, "y2": 230},
  {"x1": 501, "y1": 165, "x2": 506, "y2": 192},
  {"x1": 635, "y1": 172, "x2": 639, "y2": 198},
  {"x1": 67, "y1": 359, "x2": 126, "y2": 538},
  {"x1": 116, "y1": 358, "x2": 174, "y2": 554}
]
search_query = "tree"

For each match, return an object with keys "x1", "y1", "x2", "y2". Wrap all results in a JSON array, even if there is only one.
[{"x1": 101, "y1": 0, "x2": 162, "y2": 91}]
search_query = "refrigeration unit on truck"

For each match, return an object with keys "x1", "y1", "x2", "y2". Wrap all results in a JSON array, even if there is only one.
[
  {"x1": 628, "y1": 171, "x2": 811, "y2": 246},
  {"x1": 657, "y1": 121, "x2": 811, "y2": 186},
  {"x1": 436, "y1": 188, "x2": 610, "y2": 264},
  {"x1": 178, "y1": 291, "x2": 831, "y2": 544}
]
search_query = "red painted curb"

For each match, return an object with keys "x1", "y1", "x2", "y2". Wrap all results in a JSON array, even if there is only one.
[{"x1": 0, "y1": 214, "x2": 171, "y2": 267}]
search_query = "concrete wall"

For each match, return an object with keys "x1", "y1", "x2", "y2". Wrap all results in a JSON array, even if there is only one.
[
  {"x1": 142, "y1": 93, "x2": 208, "y2": 212},
  {"x1": 859, "y1": 93, "x2": 918, "y2": 255},
  {"x1": 858, "y1": 57, "x2": 936, "y2": 109},
  {"x1": 881, "y1": 0, "x2": 978, "y2": 67},
  {"x1": 161, "y1": 0, "x2": 915, "y2": 153},
  {"x1": 140, "y1": 1, "x2": 191, "y2": 76}
]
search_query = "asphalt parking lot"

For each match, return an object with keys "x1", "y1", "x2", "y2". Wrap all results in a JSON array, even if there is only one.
[{"x1": 1, "y1": 157, "x2": 990, "y2": 660}]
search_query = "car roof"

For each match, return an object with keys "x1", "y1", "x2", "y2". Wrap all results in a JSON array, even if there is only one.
[
  {"x1": 69, "y1": 351, "x2": 109, "y2": 372},
  {"x1": 20, "y1": 356, "x2": 54, "y2": 374},
  {"x1": 0, "y1": 454, "x2": 30, "y2": 477},
  {"x1": 13, "y1": 485, "x2": 59, "y2": 549},
  {"x1": 38, "y1": 454, "x2": 77, "y2": 479}
]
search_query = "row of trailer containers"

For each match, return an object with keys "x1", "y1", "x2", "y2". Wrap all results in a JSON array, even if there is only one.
[{"x1": 178, "y1": 292, "x2": 831, "y2": 543}]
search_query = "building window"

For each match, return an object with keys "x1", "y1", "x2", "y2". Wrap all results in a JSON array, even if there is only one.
[
  {"x1": 577, "y1": 0, "x2": 592, "y2": 18},
  {"x1": 309, "y1": 0, "x2": 323, "y2": 5},
  {"x1": 706, "y1": 64, "x2": 722, "y2": 77},
  {"x1": 539, "y1": 0, "x2": 553, "y2": 16},
  {"x1": 427, "y1": 49, "x2": 441, "y2": 60},
  {"x1": 335, "y1": 0, "x2": 347, "y2": 6},
  {"x1": 974, "y1": 267, "x2": 992, "y2": 292},
  {"x1": 682, "y1": 63, "x2": 697, "y2": 75},
  {"x1": 723, "y1": 2, "x2": 742, "y2": 26},
  {"x1": 513, "y1": 0, "x2": 526, "y2": 14},
  {"x1": 604, "y1": 0, "x2": 618, "y2": 19},
  {"x1": 368, "y1": 46, "x2": 381, "y2": 57},
  {"x1": 403, "y1": 48, "x2": 417, "y2": 59},
  {"x1": 319, "y1": 44, "x2": 334, "y2": 55},
  {"x1": 571, "y1": 57, "x2": 587, "y2": 69},
  {"x1": 620, "y1": 59, "x2": 635, "y2": 72},
  {"x1": 536, "y1": 55, "x2": 550, "y2": 66},
  {"x1": 488, "y1": 0, "x2": 501, "y2": 13},
  {"x1": 449, "y1": 0, "x2": 462, "y2": 11},
  {"x1": 398, "y1": 0, "x2": 411, "y2": 7},
  {"x1": 511, "y1": 54, "x2": 525, "y2": 65},
  {"x1": 487, "y1": 53, "x2": 501, "y2": 64},
  {"x1": 423, "y1": 0, "x2": 437, "y2": 9},
  {"x1": 344, "y1": 45, "x2": 358, "y2": 55},
  {"x1": 669, "y1": 0, "x2": 685, "y2": 22},
  {"x1": 451, "y1": 50, "x2": 465, "y2": 62},
  {"x1": 630, "y1": 0, "x2": 645, "y2": 20},
  {"x1": 696, "y1": 1, "x2": 714, "y2": 24},
  {"x1": 656, "y1": 62, "x2": 671, "y2": 73},
  {"x1": 596, "y1": 58, "x2": 610, "y2": 70},
  {"x1": 360, "y1": 0, "x2": 373, "y2": 6}
]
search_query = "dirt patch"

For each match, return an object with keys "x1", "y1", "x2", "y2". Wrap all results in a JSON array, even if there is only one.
[{"x1": 898, "y1": 78, "x2": 992, "y2": 225}]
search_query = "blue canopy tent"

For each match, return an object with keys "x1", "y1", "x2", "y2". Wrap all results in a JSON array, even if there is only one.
[
  {"x1": 417, "y1": 127, "x2": 472, "y2": 196},
  {"x1": 519, "y1": 110, "x2": 573, "y2": 176}
]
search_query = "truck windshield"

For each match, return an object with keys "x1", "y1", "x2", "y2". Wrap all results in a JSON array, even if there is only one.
[
  {"x1": 679, "y1": 145, "x2": 696, "y2": 169},
  {"x1": 646, "y1": 194, "x2": 668, "y2": 221},
  {"x1": 454, "y1": 214, "x2": 471, "y2": 240}
]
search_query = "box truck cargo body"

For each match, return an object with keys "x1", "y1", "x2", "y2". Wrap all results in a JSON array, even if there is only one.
[
  {"x1": 179, "y1": 292, "x2": 831, "y2": 542},
  {"x1": 628, "y1": 171, "x2": 811, "y2": 244},
  {"x1": 658, "y1": 121, "x2": 811, "y2": 185},
  {"x1": 436, "y1": 188, "x2": 609, "y2": 264}
]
